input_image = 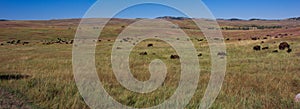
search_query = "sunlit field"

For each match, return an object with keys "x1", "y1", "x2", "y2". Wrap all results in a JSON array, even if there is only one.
[{"x1": 1, "y1": 18, "x2": 300, "y2": 108}]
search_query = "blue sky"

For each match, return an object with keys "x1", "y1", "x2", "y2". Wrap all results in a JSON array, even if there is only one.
[{"x1": 1, "y1": 0, "x2": 300, "y2": 20}]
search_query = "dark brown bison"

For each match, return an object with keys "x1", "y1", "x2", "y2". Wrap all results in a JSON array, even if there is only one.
[
  {"x1": 251, "y1": 37, "x2": 258, "y2": 40},
  {"x1": 198, "y1": 39, "x2": 204, "y2": 41},
  {"x1": 262, "y1": 47, "x2": 269, "y2": 50},
  {"x1": 70, "y1": 40, "x2": 74, "y2": 44},
  {"x1": 279, "y1": 42, "x2": 290, "y2": 50},
  {"x1": 272, "y1": 50, "x2": 279, "y2": 53},
  {"x1": 139, "y1": 52, "x2": 148, "y2": 55},
  {"x1": 147, "y1": 44, "x2": 153, "y2": 47},
  {"x1": 287, "y1": 48, "x2": 292, "y2": 53},
  {"x1": 116, "y1": 47, "x2": 122, "y2": 49},
  {"x1": 16, "y1": 40, "x2": 21, "y2": 44},
  {"x1": 170, "y1": 55, "x2": 180, "y2": 59},
  {"x1": 253, "y1": 45, "x2": 261, "y2": 51},
  {"x1": 22, "y1": 42, "x2": 29, "y2": 45},
  {"x1": 217, "y1": 52, "x2": 226, "y2": 56},
  {"x1": 198, "y1": 53, "x2": 202, "y2": 57}
]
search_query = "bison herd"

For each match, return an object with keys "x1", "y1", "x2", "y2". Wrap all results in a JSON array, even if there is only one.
[
  {"x1": 0, "y1": 38, "x2": 74, "y2": 46},
  {"x1": 253, "y1": 41, "x2": 292, "y2": 53},
  {"x1": 1, "y1": 40, "x2": 30, "y2": 46},
  {"x1": 42, "y1": 38, "x2": 73, "y2": 45}
]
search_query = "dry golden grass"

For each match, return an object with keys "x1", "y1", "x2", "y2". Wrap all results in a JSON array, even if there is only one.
[{"x1": 0, "y1": 19, "x2": 300, "y2": 108}]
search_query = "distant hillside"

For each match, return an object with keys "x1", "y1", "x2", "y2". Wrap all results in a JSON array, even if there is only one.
[
  {"x1": 0, "y1": 19, "x2": 9, "y2": 21},
  {"x1": 156, "y1": 16, "x2": 192, "y2": 20},
  {"x1": 287, "y1": 17, "x2": 300, "y2": 21}
]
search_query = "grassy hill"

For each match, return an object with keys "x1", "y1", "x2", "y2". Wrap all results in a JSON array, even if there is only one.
[{"x1": 0, "y1": 18, "x2": 300, "y2": 108}]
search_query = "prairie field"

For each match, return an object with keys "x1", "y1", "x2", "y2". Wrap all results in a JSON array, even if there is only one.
[{"x1": 1, "y1": 18, "x2": 300, "y2": 108}]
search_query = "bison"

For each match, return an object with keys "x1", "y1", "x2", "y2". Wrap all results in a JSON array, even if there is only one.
[
  {"x1": 279, "y1": 42, "x2": 290, "y2": 50},
  {"x1": 262, "y1": 47, "x2": 269, "y2": 50},
  {"x1": 251, "y1": 37, "x2": 258, "y2": 40},
  {"x1": 116, "y1": 47, "x2": 122, "y2": 49},
  {"x1": 287, "y1": 48, "x2": 292, "y2": 53},
  {"x1": 217, "y1": 52, "x2": 226, "y2": 56},
  {"x1": 272, "y1": 50, "x2": 279, "y2": 53},
  {"x1": 253, "y1": 45, "x2": 261, "y2": 51},
  {"x1": 22, "y1": 42, "x2": 29, "y2": 45},
  {"x1": 147, "y1": 44, "x2": 153, "y2": 47},
  {"x1": 16, "y1": 40, "x2": 21, "y2": 44},
  {"x1": 198, "y1": 53, "x2": 203, "y2": 57},
  {"x1": 139, "y1": 52, "x2": 148, "y2": 55},
  {"x1": 170, "y1": 55, "x2": 180, "y2": 59}
]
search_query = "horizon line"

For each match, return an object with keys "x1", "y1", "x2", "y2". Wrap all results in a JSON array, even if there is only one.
[{"x1": 1, "y1": 16, "x2": 300, "y2": 21}]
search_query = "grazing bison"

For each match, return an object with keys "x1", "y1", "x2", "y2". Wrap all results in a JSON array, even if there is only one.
[
  {"x1": 16, "y1": 40, "x2": 21, "y2": 44},
  {"x1": 287, "y1": 48, "x2": 292, "y2": 53},
  {"x1": 139, "y1": 52, "x2": 148, "y2": 55},
  {"x1": 272, "y1": 50, "x2": 279, "y2": 53},
  {"x1": 198, "y1": 39, "x2": 204, "y2": 41},
  {"x1": 170, "y1": 55, "x2": 180, "y2": 59},
  {"x1": 70, "y1": 40, "x2": 74, "y2": 44},
  {"x1": 7, "y1": 40, "x2": 15, "y2": 44},
  {"x1": 198, "y1": 53, "x2": 202, "y2": 57},
  {"x1": 253, "y1": 45, "x2": 261, "y2": 51},
  {"x1": 217, "y1": 52, "x2": 226, "y2": 56},
  {"x1": 251, "y1": 37, "x2": 258, "y2": 40},
  {"x1": 147, "y1": 44, "x2": 153, "y2": 47},
  {"x1": 22, "y1": 42, "x2": 29, "y2": 45},
  {"x1": 238, "y1": 38, "x2": 242, "y2": 41},
  {"x1": 0, "y1": 43, "x2": 3, "y2": 45},
  {"x1": 261, "y1": 41, "x2": 265, "y2": 44},
  {"x1": 116, "y1": 47, "x2": 122, "y2": 49},
  {"x1": 262, "y1": 47, "x2": 269, "y2": 50},
  {"x1": 279, "y1": 42, "x2": 290, "y2": 50}
]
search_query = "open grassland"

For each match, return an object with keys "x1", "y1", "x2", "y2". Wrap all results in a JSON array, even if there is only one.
[{"x1": 1, "y1": 19, "x2": 300, "y2": 108}]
